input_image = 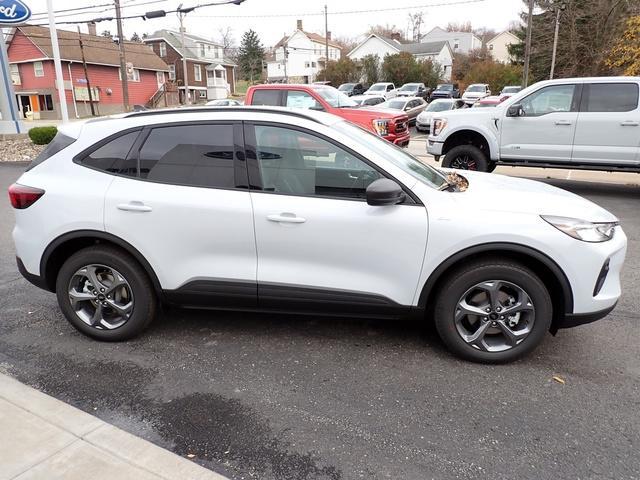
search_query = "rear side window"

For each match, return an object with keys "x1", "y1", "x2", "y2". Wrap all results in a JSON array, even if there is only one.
[
  {"x1": 582, "y1": 83, "x2": 639, "y2": 112},
  {"x1": 138, "y1": 124, "x2": 236, "y2": 189},
  {"x1": 27, "y1": 133, "x2": 75, "y2": 171},
  {"x1": 251, "y1": 89, "x2": 282, "y2": 106},
  {"x1": 81, "y1": 131, "x2": 139, "y2": 175}
]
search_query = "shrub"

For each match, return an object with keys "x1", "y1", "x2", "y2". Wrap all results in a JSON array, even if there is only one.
[{"x1": 29, "y1": 126, "x2": 58, "y2": 145}]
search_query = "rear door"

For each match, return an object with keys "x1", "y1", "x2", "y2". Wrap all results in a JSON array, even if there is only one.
[
  {"x1": 103, "y1": 122, "x2": 257, "y2": 307},
  {"x1": 572, "y1": 81, "x2": 640, "y2": 166},
  {"x1": 500, "y1": 83, "x2": 580, "y2": 163}
]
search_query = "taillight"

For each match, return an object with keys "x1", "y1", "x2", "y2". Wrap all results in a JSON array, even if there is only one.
[{"x1": 8, "y1": 183, "x2": 45, "y2": 209}]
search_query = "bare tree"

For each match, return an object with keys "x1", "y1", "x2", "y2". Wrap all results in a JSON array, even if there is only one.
[
  {"x1": 368, "y1": 24, "x2": 405, "y2": 41},
  {"x1": 446, "y1": 21, "x2": 473, "y2": 32},
  {"x1": 408, "y1": 12, "x2": 425, "y2": 42},
  {"x1": 218, "y1": 27, "x2": 236, "y2": 59}
]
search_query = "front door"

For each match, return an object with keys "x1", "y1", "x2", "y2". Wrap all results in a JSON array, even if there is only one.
[
  {"x1": 244, "y1": 122, "x2": 428, "y2": 313},
  {"x1": 104, "y1": 122, "x2": 258, "y2": 307},
  {"x1": 500, "y1": 83, "x2": 579, "y2": 163}
]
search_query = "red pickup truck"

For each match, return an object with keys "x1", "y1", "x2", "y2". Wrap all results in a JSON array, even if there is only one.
[{"x1": 245, "y1": 84, "x2": 411, "y2": 147}]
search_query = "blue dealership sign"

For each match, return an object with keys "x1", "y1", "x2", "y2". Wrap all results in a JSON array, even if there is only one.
[{"x1": 0, "y1": 0, "x2": 32, "y2": 25}]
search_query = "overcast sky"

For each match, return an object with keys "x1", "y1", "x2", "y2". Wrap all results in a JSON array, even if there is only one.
[{"x1": 26, "y1": 0, "x2": 524, "y2": 47}]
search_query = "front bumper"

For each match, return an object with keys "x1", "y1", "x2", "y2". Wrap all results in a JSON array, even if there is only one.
[
  {"x1": 427, "y1": 139, "x2": 443, "y2": 155},
  {"x1": 416, "y1": 121, "x2": 430, "y2": 132},
  {"x1": 556, "y1": 302, "x2": 618, "y2": 330},
  {"x1": 384, "y1": 131, "x2": 411, "y2": 148}
]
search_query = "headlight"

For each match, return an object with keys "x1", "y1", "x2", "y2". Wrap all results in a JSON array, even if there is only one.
[
  {"x1": 433, "y1": 118, "x2": 448, "y2": 136},
  {"x1": 541, "y1": 215, "x2": 618, "y2": 242},
  {"x1": 372, "y1": 119, "x2": 390, "y2": 136}
]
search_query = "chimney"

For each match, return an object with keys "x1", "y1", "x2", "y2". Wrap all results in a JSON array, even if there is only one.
[
  {"x1": 327, "y1": 31, "x2": 331, "y2": 40},
  {"x1": 390, "y1": 32, "x2": 402, "y2": 42},
  {"x1": 296, "y1": 19, "x2": 303, "y2": 30},
  {"x1": 87, "y1": 22, "x2": 97, "y2": 36}
]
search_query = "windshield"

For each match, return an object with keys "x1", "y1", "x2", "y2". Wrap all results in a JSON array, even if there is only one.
[
  {"x1": 399, "y1": 84, "x2": 419, "y2": 91},
  {"x1": 368, "y1": 84, "x2": 386, "y2": 91},
  {"x1": 338, "y1": 84, "x2": 354, "y2": 91},
  {"x1": 502, "y1": 86, "x2": 521, "y2": 93},
  {"x1": 381, "y1": 100, "x2": 406, "y2": 110},
  {"x1": 436, "y1": 84, "x2": 453, "y2": 91},
  {"x1": 426, "y1": 100, "x2": 452, "y2": 112},
  {"x1": 466, "y1": 85, "x2": 485, "y2": 92},
  {"x1": 338, "y1": 121, "x2": 448, "y2": 190},
  {"x1": 314, "y1": 86, "x2": 357, "y2": 107}
]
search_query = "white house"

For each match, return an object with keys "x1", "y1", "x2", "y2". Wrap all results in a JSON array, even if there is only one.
[
  {"x1": 421, "y1": 27, "x2": 482, "y2": 55},
  {"x1": 347, "y1": 34, "x2": 454, "y2": 81},
  {"x1": 487, "y1": 31, "x2": 519, "y2": 64},
  {"x1": 266, "y1": 20, "x2": 342, "y2": 83}
]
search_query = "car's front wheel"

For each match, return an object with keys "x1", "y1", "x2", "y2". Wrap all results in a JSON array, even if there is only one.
[
  {"x1": 442, "y1": 145, "x2": 488, "y2": 172},
  {"x1": 434, "y1": 259, "x2": 552, "y2": 363},
  {"x1": 56, "y1": 245, "x2": 157, "y2": 341}
]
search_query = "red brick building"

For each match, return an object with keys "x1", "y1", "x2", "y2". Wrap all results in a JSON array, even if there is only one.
[{"x1": 7, "y1": 25, "x2": 171, "y2": 120}]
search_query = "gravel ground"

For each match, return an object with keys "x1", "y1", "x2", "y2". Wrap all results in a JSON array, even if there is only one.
[{"x1": 0, "y1": 138, "x2": 45, "y2": 162}]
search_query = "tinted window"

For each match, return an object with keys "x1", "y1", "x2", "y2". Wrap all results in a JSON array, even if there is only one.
[
  {"x1": 520, "y1": 84, "x2": 575, "y2": 116},
  {"x1": 27, "y1": 133, "x2": 75, "y2": 171},
  {"x1": 583, "y1": 83, "x2": 639, "y2": 112},
  {"x1": 251, "y1": 89, "x2": 282, "y2": 106},
  {"x1": 139, "y1": 125, "x2": 236, "y2": 188},
  {"x1": 254, "y1": 125, "x2": 382, "y2": 199},
  {"x1": 81, "y1": 131, "x2": 139, "y2": 175}
]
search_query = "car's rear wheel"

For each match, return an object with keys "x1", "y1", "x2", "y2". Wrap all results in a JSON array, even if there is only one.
[
  {"x1": 56, "y1": 246, "x2": 157, "y2": 341},
  {"x1": 433, "y1": 259, "x2": 552, "y2": 363},
  {"x1": 442, "y1": 145, "x2": 488, "y2": 172}
]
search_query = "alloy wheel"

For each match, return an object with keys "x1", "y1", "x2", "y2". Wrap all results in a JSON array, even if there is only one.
[{"x1": 450, "y1": 154, "x2": 477, "y2": 170}]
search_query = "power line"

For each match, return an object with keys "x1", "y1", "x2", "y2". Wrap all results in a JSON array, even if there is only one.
[{"x1": 30, "y1": 0, "x2": 170, "y2": 21}]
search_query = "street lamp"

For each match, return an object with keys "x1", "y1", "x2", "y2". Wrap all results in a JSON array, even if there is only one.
[{"x1": 550, "y1": 2, "x2": 566, "y2": 79}]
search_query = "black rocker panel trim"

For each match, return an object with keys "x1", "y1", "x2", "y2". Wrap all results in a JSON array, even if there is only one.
[{"x1": 163, "y1": 280, "x2": 257, "y2": 309}]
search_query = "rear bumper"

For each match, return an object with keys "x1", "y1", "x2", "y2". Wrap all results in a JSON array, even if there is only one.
[{"x1": 16, "y1": 256, "x2": 49, "y2": 291}]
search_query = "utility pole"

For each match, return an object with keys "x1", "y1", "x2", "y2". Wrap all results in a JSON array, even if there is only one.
[
  {"x1": 523, "y1": 0, "x2": 534, "y2": 87},
  {"x1": 177, "y1": 6, "x2": 193, "y2": 105},
  {"x1": 114, "y1": 0, "x2": 129, "y2": 111},
  {"x1": 283, "y1": 44, "x2": 288, "y2": 83},
  {"x1": 550, "y1": 3, "x2": 565, "y2": 79},
  {"x1": 47, "y1": 0, "x2": 69, "y2": 122},
  {"x1": 77, "y1": 27, "x2": 96, "y2": 116},
  {"x1": 324, "y1": 4, "x2": 329, "y2": 81}
]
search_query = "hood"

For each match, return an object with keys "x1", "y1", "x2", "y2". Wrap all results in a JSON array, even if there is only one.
[{"x1": 451, "y1": 171, "x2": 617, "y2": 222}]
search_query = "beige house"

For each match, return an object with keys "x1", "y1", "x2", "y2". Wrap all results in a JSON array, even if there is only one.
[{"x1": 486, "y1": 31, "x2": 519, "y2": 64}]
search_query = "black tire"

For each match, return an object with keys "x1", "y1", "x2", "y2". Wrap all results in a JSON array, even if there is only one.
[
  {"x1": 433, "y1": 259, "x2": 552, "y2": 363},
  {"x1": 56, "y1": 245, "x2": 157, "y2": 341},
  {"x1": 442, "y1": 144, "x2": 488, "y2": 172},
  {"x1": 486, "y1": 160, "x2": 497, "y2": 173}
]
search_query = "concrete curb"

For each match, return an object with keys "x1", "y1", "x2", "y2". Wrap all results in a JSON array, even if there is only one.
[{"x1": 0, "y1": 373, "x2": 228, "y2": 480}]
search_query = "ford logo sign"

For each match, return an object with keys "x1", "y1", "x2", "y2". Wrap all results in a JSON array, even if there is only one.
[{"x1": 0, "y1": 0, "x2": 32, "y2": 25}]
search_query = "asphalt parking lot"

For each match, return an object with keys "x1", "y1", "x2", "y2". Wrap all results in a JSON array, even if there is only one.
[{"x1": 1, "y1": 157, "x2": 639, "y2": 480}]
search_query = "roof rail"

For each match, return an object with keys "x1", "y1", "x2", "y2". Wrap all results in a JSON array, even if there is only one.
[{"x1": 124, "y1": 106, "x2": 322, "y2": 123}]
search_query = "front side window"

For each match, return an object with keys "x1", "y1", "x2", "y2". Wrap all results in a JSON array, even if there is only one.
[
  {"x1": 253, "y1": 125, "x2": 382, "y2": 199},
  {"x1": 582, "y1": 83, "x2": 639, "y2": 112},
  {"x1": 519, "y1": 84, "x2": 576, "y2": 117},
  {"x1": 33, "y1": 61, "x2": 44, "y2": 77},
  {"x1": 81, "y1": 131, "x2": 139, "y2": 176},
  {"x1": 286, "y1": 90, "x2": 323, "y2": 109},
  {"x1": 313, "y1": 87, "x2": 356, "y2": 108},
  {"x1": 139, "y1": 124, "x2": 236, "y2": 188}
]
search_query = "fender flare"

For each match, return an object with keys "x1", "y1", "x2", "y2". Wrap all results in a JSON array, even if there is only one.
[{"x1": 441, "y1": 126, "x2": 499, "y2": 160}]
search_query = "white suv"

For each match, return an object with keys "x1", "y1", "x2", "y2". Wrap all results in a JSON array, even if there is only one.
[
  {"x1": 461, "y1": 83, "x2": 491, "y2": 104},
  {"x1": 428, "y1": 77, "x2": 640, "y2": 172},
  {"x1": 9, "y1": 107, "x2": 627, "y2": 363},
  {"x1": 363, "y1": 82, "x2": 397, "y2": 99}
]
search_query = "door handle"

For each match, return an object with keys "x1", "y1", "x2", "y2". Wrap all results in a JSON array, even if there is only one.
[
  {"x1": 267, "y1": 213, "x2": 306, "y2": 224},
  {"x1": 620, "y1": 121, "x2": 639, "y2": 126},
  {"x1": 554, "y1": 120, "x2": 572, "y2": 125},
  {"x1": 117, "y1": 201, "x2": 152, "y2": 212}
]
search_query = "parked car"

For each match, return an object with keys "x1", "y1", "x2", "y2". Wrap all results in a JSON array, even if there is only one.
[
  {"x1": 471, "y1": 96, "x2": 507, "y2": 108},
  {"x1": 375, "y1": 97, "x2": 427, "y2": 125},
  {"x1": 415, "y1": 99, "x2": 467, "y2": 133},
  {"x1": 500, "y1": 85, "x2": 523, "y2": 98},
  {"x1": 351, "y1": 95, "x2": 386, "y2": 107},
  {"x1": 363, "y1": 82, "x2": 398, "y2": 99},
  {"x1": 462, "y1": 84, "x2": 491, "y2": 104},
  {"x1": 397, "y1": 83, "x2": 430, "y2": 99},
  {"x1": 338, "y1": 83, "x2": 365, "y2": 96},
  {"x1": 205, "y1": 99, "x2": 243, "y2": 106},
  {"x1": 10, "y1": 106, "x2": 626, "y2": 363},
  {"x1": 430, "y1": 83, "x2": 460, "y2": 100},
  {"x1": 427, "y1": 77, "x2": 640, "y2": 173},
  {"x1": 246, "y1": 84, "x2": 410, "y2": 147}
]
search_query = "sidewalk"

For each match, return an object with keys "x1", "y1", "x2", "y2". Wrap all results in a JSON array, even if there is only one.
[{"x1": 0, "y1": 373, "x2": 228, "y2": 480}]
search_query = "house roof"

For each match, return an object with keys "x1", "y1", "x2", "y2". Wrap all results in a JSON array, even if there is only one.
[
  {"x1": 399, "y1": 40, "x2": 449, "y2": 56},
  {"x1": 145, "y1": 29, "x2": 236, "y2": 66},
  {"x1": 16, "y1": 25, "x2": 168, "y2": 71},
  {"x1": 273, "y1": 30, "x2": 342, "y2": 50}
]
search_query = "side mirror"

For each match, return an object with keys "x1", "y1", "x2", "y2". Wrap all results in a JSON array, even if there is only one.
[
  {"x1": 366, "y1": 179, "x2": 405, "y2": 206},
  {"x1": 507, "y1": 103, "x2": 524, "y2": 117}
]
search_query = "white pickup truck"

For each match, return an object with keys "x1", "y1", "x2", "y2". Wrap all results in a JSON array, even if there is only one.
[{"x1": 427, "y1": 77, "x2": 640, "y2": 173}]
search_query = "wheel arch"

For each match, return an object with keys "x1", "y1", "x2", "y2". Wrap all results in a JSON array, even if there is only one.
[
  {"x1": 418, "y1": 242, "x2": 574, "y2": 333},
  {"x1": 442, "y1": 128, "x2": 498, "y2": 161},
  {"x1": 40, "y1": 230, "x2": 162, "y2": 295}
]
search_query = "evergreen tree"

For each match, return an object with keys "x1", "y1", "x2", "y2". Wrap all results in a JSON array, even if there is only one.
[{"x1": 237, "y1": 29, "x2": 265, "y2": 83}]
